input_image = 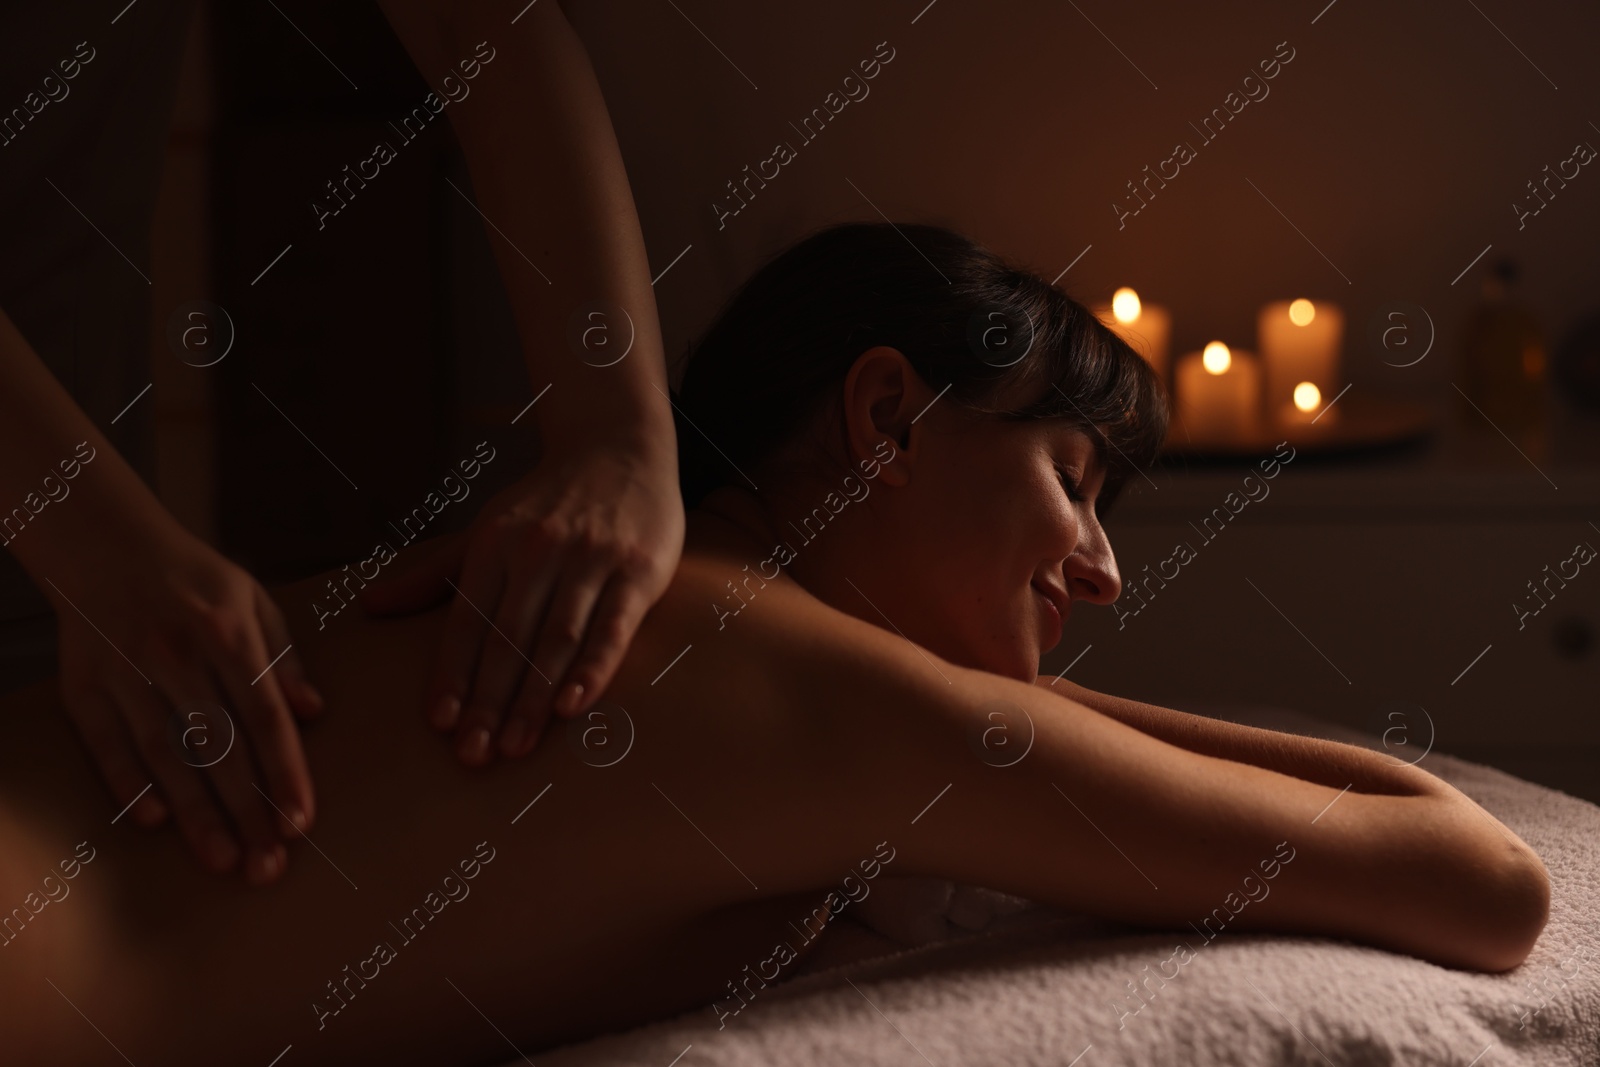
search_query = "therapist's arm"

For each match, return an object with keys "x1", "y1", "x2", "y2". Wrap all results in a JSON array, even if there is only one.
[
  {"x1": 0, "y1": 308, "x2": 321, "y2": 883},
  {"x1": 368, "y1": 0, "x2": 685, "y2": 764}
]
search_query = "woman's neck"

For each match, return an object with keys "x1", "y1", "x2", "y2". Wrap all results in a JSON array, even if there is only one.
[
  {"x1": 689, "y1": 485, "x2": 789, "y2": 560},
  {"x1": 687, "y1": 481, "x2": 855, "y2": 598}
]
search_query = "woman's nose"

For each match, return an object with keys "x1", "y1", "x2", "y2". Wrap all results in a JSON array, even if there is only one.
[{"x1": 1064, "y1": 532, "x2": 1121, "y2": 605}]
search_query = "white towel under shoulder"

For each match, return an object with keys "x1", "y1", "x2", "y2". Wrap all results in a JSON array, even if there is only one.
[{"x1": 849, "y1": 875, "x2": 1036, "y2": 947}]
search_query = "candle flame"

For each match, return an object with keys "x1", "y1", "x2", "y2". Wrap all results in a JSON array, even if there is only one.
[
  {"x1": 1111, "y1": 287, "x2": 1142, "y2": 324},
  {"x1": 1202, "y1": 341, "x2": 1231, "y2": 374},
  {"x1": 1293, "y1": 381, "x2": 1321, "y2": 412},
  {"x1": 1288, "y1": 299, "x2": 1316, "y2": 327}
]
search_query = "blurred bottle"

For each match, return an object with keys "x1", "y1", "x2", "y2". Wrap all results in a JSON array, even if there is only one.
[{"x1": 1457, "y1": 257, "x2": 1548, "y2": 457}]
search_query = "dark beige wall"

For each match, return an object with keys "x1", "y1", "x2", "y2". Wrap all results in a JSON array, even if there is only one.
[{"x1": 567, "y1": 0, "x2": 1600, "y2": 394}]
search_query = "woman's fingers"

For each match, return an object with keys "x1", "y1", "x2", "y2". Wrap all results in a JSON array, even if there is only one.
[
  {"x1": 66, "y1": 687, "x2": 168, "y2": 828},
  {"x1": 255, "y1": 585, "x2": 322, "y2": 720},
  {"x1": 359, "y1": 531, "x2": 467, "y2": 617},
  {"x1": 492, "y1": 560, "x2": 610, "y2": 758}
]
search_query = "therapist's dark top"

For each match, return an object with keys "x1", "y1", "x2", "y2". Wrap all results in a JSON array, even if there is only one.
[{"x1": 0, "y1": 1, "x2": 197, "y2": 672}]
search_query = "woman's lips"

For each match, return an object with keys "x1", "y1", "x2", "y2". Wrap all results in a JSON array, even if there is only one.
[{"x1": 1032, "y1": 582, "x2": 1063, "y2": 645}]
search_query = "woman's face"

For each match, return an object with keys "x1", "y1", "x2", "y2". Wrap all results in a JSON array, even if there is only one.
[
  {"x1": 850, "y1": 410, "x2": 1121, "y2": 681},
  {"x1": 732, "y1": 348, "x2": 1127, "y2": 682}
]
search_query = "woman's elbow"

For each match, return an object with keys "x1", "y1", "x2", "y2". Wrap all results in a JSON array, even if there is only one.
[
  {"x1": 1426, "y1": 807, "x2": 1552, "y2": 973},
  {"x1": 1364, "y1": 795, "x2": 1551, "y2": 973},
  {"x1": 1470, "y1": 845, "x2": 1551, "y2": 972}
]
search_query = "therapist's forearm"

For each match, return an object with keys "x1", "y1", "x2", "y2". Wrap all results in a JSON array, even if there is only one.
[
  {"x1": 0, "y1": 307, "x2": 175, "y2": 580},
  {"x1": 383, "y1": 0, "x2": 675, "y2": 456}
]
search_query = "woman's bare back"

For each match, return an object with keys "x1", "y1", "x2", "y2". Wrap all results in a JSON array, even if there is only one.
[
  {"x1": 0, "y1": 505, "x2": 1549, "y2": 1065},
  {"x1": 0, "y1": 516, "x2": 860, "y2": 1065}
]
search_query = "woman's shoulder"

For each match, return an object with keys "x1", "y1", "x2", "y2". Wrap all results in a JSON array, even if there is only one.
[
  {"x1": 616, "y1": 520, "x2": 819, "y2": 685},
  {"x1": 626, "y1": 512, "x2": 911, "y2": 672},
  {"x1": 598, "y1": 512, "x2": 918, "y2": 738},
  {"x1": 608, "y1": 510, "x2": 968, "y2": 753}
]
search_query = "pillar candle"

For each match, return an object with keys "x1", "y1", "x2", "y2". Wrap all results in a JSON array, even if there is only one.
[
  {"x1": 1094, "y1": 288, "x2": 1171, "y2": 383},
  {"x1": 1176, "y1": 342, "x2": 1261, "y2": 439},
  {"x1": 1258, "y1": 298, "x2": 1342, "y2": 421}
]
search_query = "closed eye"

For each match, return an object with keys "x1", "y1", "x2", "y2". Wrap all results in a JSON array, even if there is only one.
[{"x1": 1053, "y1": 465, "x2": 1086, "y2": 504}]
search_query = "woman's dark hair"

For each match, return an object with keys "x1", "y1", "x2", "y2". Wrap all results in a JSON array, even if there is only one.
[{"x1": 671, "y1": 222, "x2": 1169, "y2": 515}]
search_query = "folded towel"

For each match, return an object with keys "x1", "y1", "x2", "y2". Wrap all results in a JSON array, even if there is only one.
[{"x1": 849, "y1": 875, "x2": 1037, "y2": 946}]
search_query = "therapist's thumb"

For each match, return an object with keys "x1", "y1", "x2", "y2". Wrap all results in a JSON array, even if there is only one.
[{"x1": 358, "y1": 533, "x2": 466, "y2": 616}]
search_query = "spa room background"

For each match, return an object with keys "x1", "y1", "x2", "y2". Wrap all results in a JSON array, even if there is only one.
[{"x1": 139, "y1": 0, "x2": 1600, "y2": 801}]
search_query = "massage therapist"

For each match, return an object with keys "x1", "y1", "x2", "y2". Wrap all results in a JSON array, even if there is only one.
[{"x1": 0, "y1": 0, "x2": 683, "y2": 885}]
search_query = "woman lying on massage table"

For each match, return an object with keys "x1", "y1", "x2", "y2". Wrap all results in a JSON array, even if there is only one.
[{"x1": 0, "y1": 223, "x2": 1548, "y2": 1066}]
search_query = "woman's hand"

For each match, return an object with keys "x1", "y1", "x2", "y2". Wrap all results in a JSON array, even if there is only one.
[
  {"x1": 47, "y1": 521, "x2": 322, "y2": 885},
  {"x1": 360, "y1": 437, "x2": 684, "y2": 765}
]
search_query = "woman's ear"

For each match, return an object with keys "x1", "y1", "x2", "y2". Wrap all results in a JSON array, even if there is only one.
[{"x1": 840, "y1": 346, "x2": 934, "y2": 487}]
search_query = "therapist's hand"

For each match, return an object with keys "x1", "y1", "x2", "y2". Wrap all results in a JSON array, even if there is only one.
[
  {"x1": 360, "y1": 437, "x2": 684, "y2": 765},
  {"x1": 47, "y1": 519, "x2": 322, "y2": 884}
]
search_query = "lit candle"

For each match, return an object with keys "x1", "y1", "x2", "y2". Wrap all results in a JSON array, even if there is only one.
[
  {"x1": 1279, "y1": 380, "x2": 1325, "y2": 425},
  {"x1": 1258, "y1": 298, "x2": 1342, "y2": 425},
  {"x1": 1176, "y1": 341, "x2": 1262, "y2": 439},
  {"x1": 1095, "y1": 287, "x2": 1171, "y2": 383}
]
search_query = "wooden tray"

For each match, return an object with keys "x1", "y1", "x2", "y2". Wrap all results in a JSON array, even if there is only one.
[{"x1": 1160, "y1": 391, "x2": 1436, "y2": 459}]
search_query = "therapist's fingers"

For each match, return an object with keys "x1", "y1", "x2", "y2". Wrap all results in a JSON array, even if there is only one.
[
  {"x1": 255, "y1": 585, "x2": 323, "y2": 721},
  {"x1": 457, "y1": 555, "x2": 561, "y2": 765},
  {"x1": 117, "y1": 679, "x2": 240, "y2": 876},
  {"x1": 202, "y1": 596, "x2": 316, "y2": 842},
  {"x1": 69, "y1": 687, "x2": 169, "y2": 828},
  {"x1": 359, "y1": 532, "x2": 467, "y2": 617},
  {"x1": 153, "y1": 658, "x2": 286, "y2": 887},
  {"x1": 550, "y1": 571, "x2": 655, "y2": 721},
  {"x1": 498, "y1": 561, "x2": 614, "y2": 758},
  {"x1": 428, "y1": 535, "x2": 505, "y2": 737}
]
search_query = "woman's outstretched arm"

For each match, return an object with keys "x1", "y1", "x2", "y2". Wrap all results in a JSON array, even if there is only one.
[
  {"x1": 689, "y1": 577, "x2": 1551, "y2": 975},
  {"x1": 1032, "y1": 675, "x2": 1537, "y2": 851},
  {"x1": 1035, "y1": 675, "x2": 1439, "y2": 796}
]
